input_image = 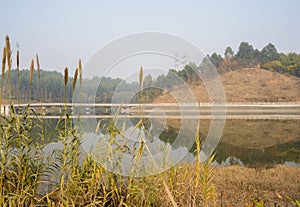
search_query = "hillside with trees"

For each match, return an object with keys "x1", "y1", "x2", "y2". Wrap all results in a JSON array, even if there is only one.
[
  {"x1": 149, "y1": 41, "x2": 300, "y2": 88},
  {"x1": 154, "y1": 68, "x2": 300, "y2": 103},
  {"x1": 2, "y1": 41, "x2": 300, "y2": 104}
]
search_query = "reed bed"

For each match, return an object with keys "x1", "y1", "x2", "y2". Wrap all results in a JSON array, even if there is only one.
[{"x1": 0, "y1": 35, "x2": 299, "y2": 207}]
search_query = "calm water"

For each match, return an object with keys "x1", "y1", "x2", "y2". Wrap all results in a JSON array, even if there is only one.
[{"x1": 43, "y1": 118, "x2": 300, "y2": 167}]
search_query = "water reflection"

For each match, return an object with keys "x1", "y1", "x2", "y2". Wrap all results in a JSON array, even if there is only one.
[{"x1": 43, "y1": 118, "x2": 300, "y2": 167}]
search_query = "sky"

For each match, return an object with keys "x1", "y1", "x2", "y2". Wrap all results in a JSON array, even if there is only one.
[{"x1": 0, "y1": 0, "x2": 299, "y2": 78}]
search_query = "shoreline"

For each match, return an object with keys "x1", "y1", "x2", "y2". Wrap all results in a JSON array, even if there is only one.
[{"x1": 212, "y1": 164, "x2": 300, "y2": 206}]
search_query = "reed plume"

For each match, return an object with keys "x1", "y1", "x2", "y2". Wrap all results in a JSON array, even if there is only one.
[
  {"x1": 64, "y1": 67, "x2": 68, "y2": 86},
  {"x1": 1, "y1": 47, "x2": 5, "y2": 80},
  {"x1": 78, "y1": 59, "x2": 83, "y2": 114},
  {"x1": 138, "y1": 66, "x2": 143, "y2": 113},
  {"x1": 36, "y1": 54, "x2": 40, "y2": 79},
  {"x1": 72, "y1": 68, "x2": 78, "y2": 92},
  {"x1": 5, "y1": 35, "x2": 12, "y2": 70},
  {"x1": 36, "y1": 54, "x2": 44, "y2": 117},
  {"x1": 139, "y1": 66, "x2": 143, "y2": 90},
  {"x1": 16, "y1": 51, "x2": 19, "y2": 69},
  {"x1": 29, "y1": 59, "x2": 34, "y2": 104},
  {"x1": 78, "y1": 59, "x2": 82, "y2": 86},
  {"x1": 17, "y1": 50, "x2": 20, "y2": 105},
  {"x1": 1, "y1": 47, "x2": 6, "y2": 109},
  {"x1": 29, "y1": 59, "x2": 34, "y2": 86},
  {"x1": 5, "y1": 36, "x2": 12, "y2": 101},
  {"x1": 64, "y1": 67, "x2": 68, "y2": 110}
]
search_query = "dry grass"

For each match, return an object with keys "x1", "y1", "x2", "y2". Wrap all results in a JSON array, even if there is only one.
[
  {"x1": 154, "y1": 68, "x2": 300, "y2": 103},
  {"x1": 148, "y1": 163, "x2": 300, "y2": 206},
  {"x1": 213, "y1": 164, "x2": 300, "y2": 206}
]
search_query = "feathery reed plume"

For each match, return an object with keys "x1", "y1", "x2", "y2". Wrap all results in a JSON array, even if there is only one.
[
  {"x1": 36, "y1": 54, "x2": 44, "y2": 117},
  {"x1": 64, "y1": 67, "x2": 68, "y2": 112},
  {"x1": 72, "y1": 68, "x2": 78, "y2": 92},
  {"x1": 17, "y1": 50, "x2": 20, "y2": 105},
  {"x1": 139, "y1": 66, "x2": 143, "y2": 90},
  {"x1": 28, "y1": 59, "x2": 34, "y2": 104},
  {"x1": 16, "y1": 50, "x2": 19, "y2": 69},
  {"x1": 78, "y1": 59, "x2": 82, "y2": 86},
  {"x1": 1, "y1": 47, "x2": 6, "y2": 110},
  {"x1": 1, "y1": 47, "x2": 6, "y2": 81},
  {"x1": 78, "y1": 60, "x2": 83, "y2": 114},
  {"x1": 64, "y1": 67, "x2": 68, "y2": 86},
  {"x1": 36, "y1": 54, "x2": 40, "y2": 79},
  {"x1": 29, "y1": 59, "x2": 34, "y2": 86},
  {"x1": 5, "y1": 36, "x2": 12, "y2": 101},
  {"x1": 138, "y1": 66, "x2": 143, "y2": 114},
  {"x1": 5, "y1": 35, "x2": 12, "y2": 70}
]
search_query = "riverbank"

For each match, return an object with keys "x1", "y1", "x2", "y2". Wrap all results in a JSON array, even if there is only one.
[{"x1": 211, "y1": 164, "x2": 300, "y2": 206}]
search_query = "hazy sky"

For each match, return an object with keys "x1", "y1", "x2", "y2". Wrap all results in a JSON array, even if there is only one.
[{"x1": 0, "y1": 0, "x2": 299, "y2": 77}]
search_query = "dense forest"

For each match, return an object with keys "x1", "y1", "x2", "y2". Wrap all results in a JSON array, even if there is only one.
[{"x1": 2, "y1": 42, "x2": 300, "y2": 104}]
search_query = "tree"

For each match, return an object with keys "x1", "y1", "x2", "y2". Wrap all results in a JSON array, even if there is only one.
[
  {"x1": 166, "y1": 69, "x2": 182, "y2": 86},
  {"x1": 143, "y1": 74, "x2": 153, "y2": 88},
  {"x1": 261, "y1": 43, "x2": 279, "y2": 64},
  {"x1": 253, "y1": 49, "x2": 262, "y2": 67},
  {"x1": 209, "y1": 53, "x2": 224, "y2": 68},
  {"x1": 262, "y1": 53, "x2": 300, "y2": 77},
  {"x1": 224, "y1": 46, "x2": 234, "y2": 58},
  {"x1": 235, "y1": 42, "x2": 255, "y2": 67},
  {"x1": 199, "y1": 56, "x2": 215, "y2": 73}
]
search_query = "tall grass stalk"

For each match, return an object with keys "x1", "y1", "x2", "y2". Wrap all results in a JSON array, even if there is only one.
[
  {"x1": 29, "y1": 59, "x2": 34, "y2": 105},
  {"x1": 36, "y1": 54, "x2": 43, "y2": 110},
  {"x1": 193, "y1": 124, "x2": 201, "y2": 207},
  {"x1": 16, "y1": 50, "x2": 20, "y2": 106},
  {"x1": 5, "y1": 36, "x2": 12, "y2": 102},
  {"x1": 78, "y1": 60, "x2": 83, "y2": 115},
  {"x1": 63, "y1": 67, "x2": 68, "y2": 117},
  {"x1": 0, "y1": 47, "x2": 6, "y2": 111},
  {"x1": 72, "y1": 68, "x2": 78, "y2": 100},
  {"x1": 200, "y1": 153, "x2": 217, "y2": 207}
]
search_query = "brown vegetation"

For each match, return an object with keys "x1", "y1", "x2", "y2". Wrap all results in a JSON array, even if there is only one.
[
  {"x1": 154, "y1": 68, "x2": 300, "y2": 103},
  {"x1": 213, "y1": 164, "x2": 300, "y2": 206}
]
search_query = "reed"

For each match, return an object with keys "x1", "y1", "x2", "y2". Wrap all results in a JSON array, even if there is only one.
[
  {"x1": 200, "y1": 153, "x2": 217, "y2": 207},
  {"x1": 64, "y1": 67, "x2": 68, "y2": 87},
  {"x1": 35, "y1": 53, "x2": 45, "y2": 120},
  {"x1": 0, "y1": 47, "x2": 6, "y2": 110},
  {"x1": 78, "y1": 59, "x2": 82, "y2": 87},
  {"x1": 1, "y1": 47, "x2": 5, "y2": 79},
  {"x1": 36, "y1": 54, "x2": 42, "y2": 104},
  {"x1": 193, "y1": 124, "x2": 201, "y2": 207},
  {"x1": 0, "y1": 36, "x2": 49, "y2": 206},
  {"x1": 16, "y1": 50, "x2": 20, "y2": 105},
  {"x1": 29, "y1": 59, "x2": 34, "y2": 104},
  {"x1": 78, "y1": 59, "x2": 83, "y2": 115},
  {"x1": 63, "y1": 67, "x2": 68, "y2": 111},
  {"x1": 72, "y1": 68, "x2": 78, "y2": 93},
  {"x1": 5, "y1": 35, "x2": 11, "y2": 70},
  {"x1": 5, "y1": 35, "x2": 12, "y2": 101}
]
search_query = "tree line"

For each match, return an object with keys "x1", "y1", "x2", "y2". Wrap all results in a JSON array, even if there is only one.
[
  {"x1": 2, "y1": 41, "x2": 300, "y2": 103},
  {"x1": 1, "y1": 69, "x2": 100, "y2": 103},
  {"x1": 152, "y1": 42, "x2": 300, "y2": 88}
]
